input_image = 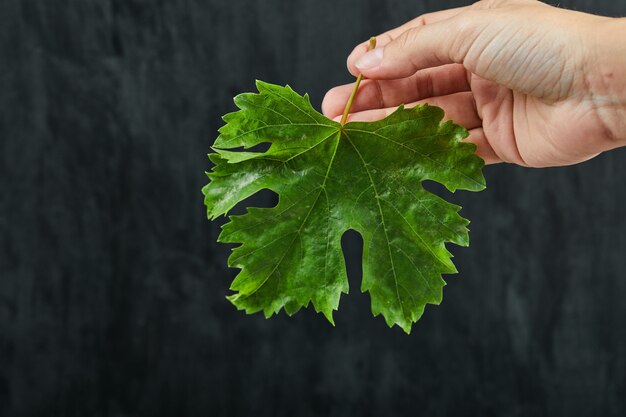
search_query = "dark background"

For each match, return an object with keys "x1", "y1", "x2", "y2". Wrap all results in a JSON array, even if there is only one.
[{"x1": 2, "y1": 0, "x2": 626, "y2": 416}]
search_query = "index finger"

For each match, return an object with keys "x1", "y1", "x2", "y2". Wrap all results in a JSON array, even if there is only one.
[{"x1": 347, "y1": 6, "x2": 471, "y2": 76}]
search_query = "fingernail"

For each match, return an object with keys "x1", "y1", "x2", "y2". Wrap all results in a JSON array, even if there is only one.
[{"x1": 355, "y1": 47, "x2": 383, "y2": 70}]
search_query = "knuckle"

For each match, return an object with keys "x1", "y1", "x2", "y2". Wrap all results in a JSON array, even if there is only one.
[
  {"x1": 394, "y1": 27, "x2": 427, "y2": 71},
  {"x1": 455, "y1": 10, "x2": 480, "y2": 30},
  {"x1": 415, "y1": 72, "x2": 435, "y2": 98},
  {"x1": 470, "y1": 0, "x2": 491, "y2": 10},
  {"x1": 472, "y1": 0, "x2": 510, "y2": 8},
  {"x1": 397, "y1": 27, "x2": 420, "y2": 50},
  {"x1": 415, "y1": 13, "x2": 430, "y2": 26},
  {"x1": 447, "y1": 14, "x2": 476, "y2": 62},
  {"x1": 451, "y1": 10, "x2": 485, "y2": 45}
]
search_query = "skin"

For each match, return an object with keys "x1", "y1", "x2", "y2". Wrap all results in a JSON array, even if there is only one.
[{"x1": 322, "y1": 0, "x2": 626, "y2": 167}]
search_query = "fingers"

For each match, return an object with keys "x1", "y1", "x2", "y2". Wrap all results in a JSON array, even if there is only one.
[
  {"x1": 466, "y1": 127, "x2": 501, "y2": 165},
  {"x1": 347, "y1": 6, "x2": 472, "y2": 76},
  {"x1": 354, "y1": 11, "x2": 485, "y2": 80},
  {"x1": 322, "y1": 64, "x2": 470, "y2": 118},
  {"x1": 336, "y1": 92, "x2": 483, "y2": 131}
]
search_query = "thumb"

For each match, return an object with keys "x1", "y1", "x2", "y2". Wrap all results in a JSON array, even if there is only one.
[{"x1": 355, "y1": 12, "x2": 482, "y2": 79}]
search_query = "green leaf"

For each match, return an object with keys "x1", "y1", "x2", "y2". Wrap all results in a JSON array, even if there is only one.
[{"x1": 203, "y1": 80, "x2": 486, "y2": 333}]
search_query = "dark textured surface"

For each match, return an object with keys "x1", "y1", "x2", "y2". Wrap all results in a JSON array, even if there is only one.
[{"x1": 1, "y1": 1, "x2": 626, "y2": 416}]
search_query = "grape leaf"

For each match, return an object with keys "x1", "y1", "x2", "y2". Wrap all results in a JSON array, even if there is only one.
[{"x1": 203, "y1": 80, "x2": 485, "y2": 333}]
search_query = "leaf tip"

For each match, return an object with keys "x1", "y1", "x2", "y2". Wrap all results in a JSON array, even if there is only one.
[{"x1": 322, "y1": 309, "x2": 336, "y2": 326}]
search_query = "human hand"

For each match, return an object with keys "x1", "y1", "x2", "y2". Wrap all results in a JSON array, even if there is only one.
[{"x1": 322, "y1": 0, "x2": 626, "y2": 167}]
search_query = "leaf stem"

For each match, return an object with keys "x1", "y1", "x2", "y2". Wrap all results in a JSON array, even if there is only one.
[{"x1": 340, "y1": 37, "x2": 376, "y2": 126}]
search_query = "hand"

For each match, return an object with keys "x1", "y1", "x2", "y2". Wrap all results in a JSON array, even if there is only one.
[{"x1": 322, "y1": 0, "x2": 626, "y2": 167}]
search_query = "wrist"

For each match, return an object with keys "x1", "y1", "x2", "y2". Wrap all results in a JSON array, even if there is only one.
[{"x1": 584, "y1": 17, "x2": 626, "y2": 148}]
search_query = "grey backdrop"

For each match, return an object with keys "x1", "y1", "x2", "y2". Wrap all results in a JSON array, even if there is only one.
[{"x1": 1, "y1": 0, "x2": 626, "y2": 416}]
